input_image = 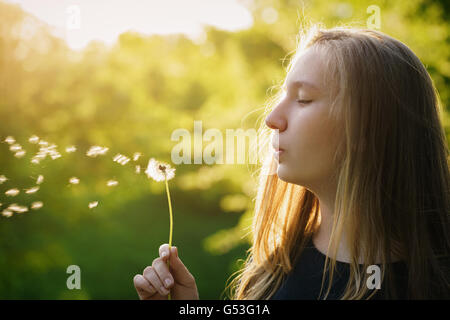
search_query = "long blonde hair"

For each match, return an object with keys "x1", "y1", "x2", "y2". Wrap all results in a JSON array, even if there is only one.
[{"x1": 225, "y1": 25, "x2": 450, "y2": 299}]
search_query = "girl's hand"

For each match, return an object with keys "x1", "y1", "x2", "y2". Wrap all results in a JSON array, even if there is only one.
[{"x1": 133, "y1": 244, "x2": 199, "y2": 300}]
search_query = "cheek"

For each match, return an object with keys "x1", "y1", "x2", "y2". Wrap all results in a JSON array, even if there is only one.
[{"x1": 280, "y1": 112, "x2": 340, "y2": 184}]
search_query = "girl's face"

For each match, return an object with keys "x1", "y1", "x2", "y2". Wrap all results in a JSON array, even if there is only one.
[{"x1": 265, "y1": 46, "x2": 342, "y2": 191}]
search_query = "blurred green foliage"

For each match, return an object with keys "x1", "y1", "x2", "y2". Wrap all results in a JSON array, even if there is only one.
[{"x1": 0, "y1": 0, "x2": 449, "y2": 299}]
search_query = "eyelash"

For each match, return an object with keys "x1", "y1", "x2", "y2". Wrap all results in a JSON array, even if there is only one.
[{"x1": 296, "y1": 99, "x2": 312, "y2": 105}]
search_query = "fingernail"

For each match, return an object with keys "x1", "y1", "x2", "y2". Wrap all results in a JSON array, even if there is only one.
[
  {"x1": 165, "y1": 278, "x2": 172, "y2": 287},
  {"x1": 161, "y1": 251, "x2": 167, "y2": 258}
]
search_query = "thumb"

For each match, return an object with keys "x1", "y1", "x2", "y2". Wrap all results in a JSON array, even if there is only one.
[{"x1": 167, "y1": 247, "x2": 196, "y2": 287}]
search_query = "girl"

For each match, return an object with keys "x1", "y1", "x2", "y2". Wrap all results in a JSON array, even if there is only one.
[{"x1": 133, "y1": 25, "x2": 450, "y2": 300}]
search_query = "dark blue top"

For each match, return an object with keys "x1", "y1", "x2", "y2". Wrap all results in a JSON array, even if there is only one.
[{"x1": 270, "y1": 238, "x2": 408, "y2": 300}]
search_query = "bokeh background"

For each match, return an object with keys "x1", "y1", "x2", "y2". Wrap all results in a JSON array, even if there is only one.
[{"x1": 0, "y1": 0, "x2": 449, "y2": 299}]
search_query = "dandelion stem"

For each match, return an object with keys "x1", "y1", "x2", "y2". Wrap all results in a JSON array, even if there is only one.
[{"x1": 164, "y1": 176, "x2": 173, "y2": 300}]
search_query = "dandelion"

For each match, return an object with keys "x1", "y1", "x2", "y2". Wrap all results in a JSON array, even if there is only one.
[
  {"x1": 5, "y1": 188, "x2": 20, "y2": 197},
  {"x1": 145, "y1": 158, "x2": 175, "y2": 182},
  {"x1": 2, "y1": 209, "x2": 13, "y2": 217},
  {"x1": 25, "y1": 186, "x2": 39, "y2": 194},
  {"x1": 28, "y1": 135, "x2": 40, "y2": 144},
  {"x1": 86, "y1": 146, "x2": 109, "y2": 157},
  {"x1": 145, "y1": 157, "x2": 176, "y2": 300},
  {"x1": 66, "y1": 146, "x2": 77, "y2": 153},
  {"x1": 88, "y1": 201, "x2": 98, "y2": 209},
  {"x1": 113, "y1": 154, "x2": 130, "y2": 165},
  {"x1": 31, "y1": 201, "x2": 43, "y2": 210},
  {"x1": 0, "y1": 175, "x2": 7, "y2": 184},
  {"x1": 36, "y1": 175, "x2": 44, "y2": 184},
  {"x1": 4, "y1": 136, "x2": 15, "y2": 144},
  {"x1": 69, "y1": 177, "x2": 80, "y2": 184}
]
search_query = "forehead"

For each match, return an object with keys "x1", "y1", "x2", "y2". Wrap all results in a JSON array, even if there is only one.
[{"x1": 284, "y1": 46, "x2": 328, "y2": 90}]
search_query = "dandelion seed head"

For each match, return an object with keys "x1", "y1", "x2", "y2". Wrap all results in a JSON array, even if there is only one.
[
  {"x1": 88, "y1": 201, "x2": 98, "y2": 209},
  {"x1": 5, "y1": 188, "x2": 20, "y2": 197},
  {"x1": 145, "y1": 158, "x2": 175, "y2": 182},
  {"x1": 28, "y1": 135, "x2": 39, "y2": 144},
  {"x1": 69, "y1": 177, "x2": 80, "y2": 184},
  {"x1": 31, "y1": 201, "x2": 43, "y2": 210},
  {"x1": 5, "y1": 136, "x2": 15, "y2": 144},
  {"x1": 38, "y1": 140, "x2": 49, "y2": 147}
]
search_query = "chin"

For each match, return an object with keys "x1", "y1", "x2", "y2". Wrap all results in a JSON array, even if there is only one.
[{"x1": 275, "y1": 165, "x2": 296, "y2": 183}]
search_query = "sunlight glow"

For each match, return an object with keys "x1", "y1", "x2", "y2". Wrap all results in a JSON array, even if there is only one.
[{"x1": 5, "y1": 0, "x2": 254, "y2": 50}]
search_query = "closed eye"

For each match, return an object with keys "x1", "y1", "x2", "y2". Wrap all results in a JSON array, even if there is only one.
[{"x1": 296, "y1": 99, "x2": 312, "y2": 105}]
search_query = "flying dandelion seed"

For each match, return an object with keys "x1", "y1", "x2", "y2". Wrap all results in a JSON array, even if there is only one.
[
  {"x1": 145, "y1": 158, "x2": 175, "y2": 182},
  {"x1": 86, "y1": 146, "x2": 109, "y2": 157},
  {"x1": 9, "y1": 144, "x2": 22, "y2": 152},
  {"x1": 8, "y1": 204, "x2": 28, "y2": 213},
  {"x1": 25, "y1": 186, "x2": 39, "y2": 194},
  {"x1": 135, "y1": 165, "x2": 141, "y2": 174},
  {"x1": 0, "y1": 175, "x2": 7, "y2": 184},
  {"x1": 14, "y1": 150, "x2": 26, "y2": 158},
  {"x1": 69, "y1": 177, "x2": 80, "y2": 184},
  {"x1": 31, "y1": 144, "x2": 61, "y2": 163},
  {"x1": 113, "y1": 154, "x2": 130, "y2": 165},
  {"x1": 88, "y1": 201, "x2": 98, "y2": 209},
  {"x1": 38, "y1": 140, "x2": 49, "y2": 147},
  {"x1": 31, "y1": 201, "x2": 43, "y2": 210},
  {"x1": 66, "y1": 146, "x2": 77, "y2": 153},
  {"x1": 5, "y1": 188, "x2": 20, "y2": 197},
  {"x1": 106, "y1": 180, "x2": 118, "y2": 187},
  {"x1": 28, "y1": 135, "x2": 39, "y2": 144},
  {"x1": 4, "y1": 136, "x2": 15, "y2": 144},
  {"x1": 2, "y1": 209, "x2": 13, "y2": 217},
  {"x1": 36, "y1": 175, "x2": 44, "y2": 184},
  {"x1": 133, "y1": 152, "x2": 142, "y2": 161}
]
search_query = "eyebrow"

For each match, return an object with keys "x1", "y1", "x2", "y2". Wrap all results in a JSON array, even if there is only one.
[{"x1": 282, "y1": 80, "x2": 320, "y2": 91}]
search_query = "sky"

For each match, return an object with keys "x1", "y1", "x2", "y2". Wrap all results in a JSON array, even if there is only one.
[{"x1": 5, "y1": 0, "x2": 254, "y2": 50}]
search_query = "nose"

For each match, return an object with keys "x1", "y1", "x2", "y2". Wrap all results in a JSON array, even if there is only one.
[{"x1": 265, "y1": 103, "x2": 287, "y2": 132}]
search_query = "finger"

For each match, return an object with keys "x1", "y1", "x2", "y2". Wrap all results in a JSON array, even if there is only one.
[
  {"x1": 167, "y1": 247, "x2": 196, "y2": 287},
  {"x1": 133, "y1": 274, "x2": 156, "y2": 300},
  {"x1": 143, "y1": 266, "x2": 170, "y2": 296},
  {"x1": 159, "y1": 243, "x2": 171, "y2": 261},
  {"x1": 152, "y1": 257, "x2": 174, "y2": 289}
]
